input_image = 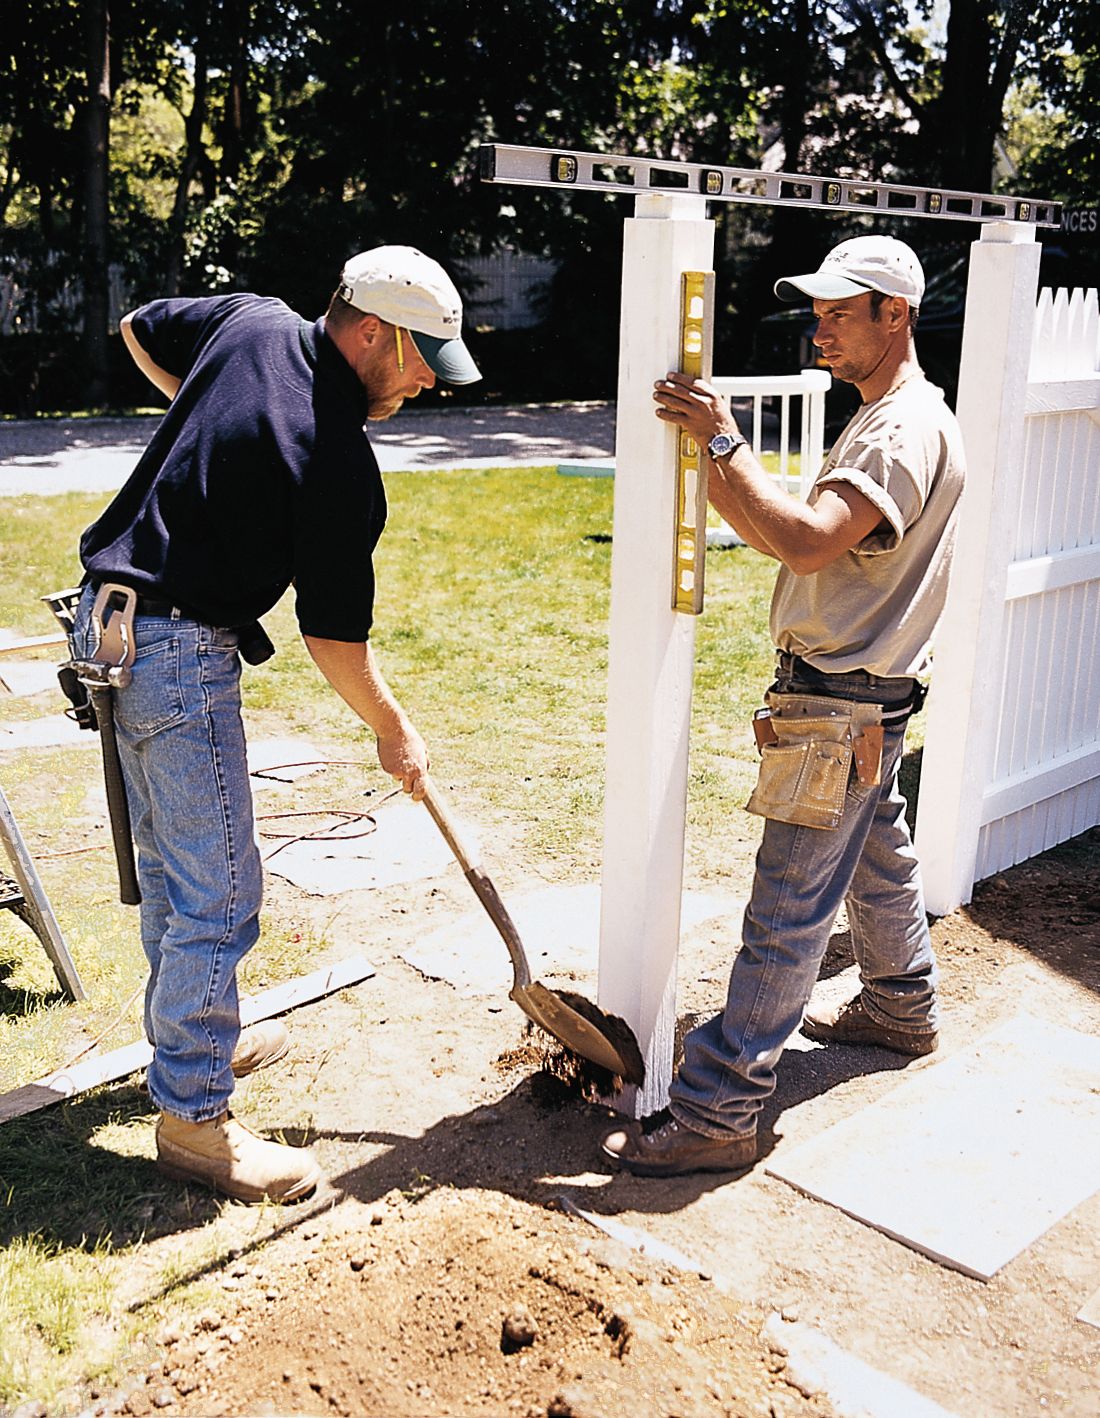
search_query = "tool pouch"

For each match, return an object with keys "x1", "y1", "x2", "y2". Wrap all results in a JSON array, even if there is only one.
[{"x1": 746, "y1": 693, "x2": 884, "y2": 830}]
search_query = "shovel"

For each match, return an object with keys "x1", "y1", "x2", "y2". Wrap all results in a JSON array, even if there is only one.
[{"x1": 420, "y1": 776, "x2": 645, "y2": 1086}]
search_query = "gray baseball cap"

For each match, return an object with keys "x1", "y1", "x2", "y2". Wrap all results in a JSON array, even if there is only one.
[
  {"x1": 774, "y1": 235, "x2": 925, "y2": 306},
  {"x1": 338, "y1": 245, "x2": 481, "y2": 385}
]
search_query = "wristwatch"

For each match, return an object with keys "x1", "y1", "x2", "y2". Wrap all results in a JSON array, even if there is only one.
[{"x1": 707, "y1": 431, "x2": 746, "y2": 460}]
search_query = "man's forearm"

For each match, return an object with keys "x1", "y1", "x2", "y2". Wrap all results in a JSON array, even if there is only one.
[
  {"x1": 302, "y1": 635, "x2": 428, "y2": 796},
  {"x1": 710, "y1": 445, "x2": 884, "y2": 574},
  {"x1": 302, "y1": 636, "x2": 406, "y2": 735},
  {"x1": 654, "y1": 374, "x2": 883, "y2": 574},
  {"x1": 708, "y1": 445, "x2": 825, "y2": 567},
  {"x1": 706, "y1": 449, "x2": 784, "y2": 559}
]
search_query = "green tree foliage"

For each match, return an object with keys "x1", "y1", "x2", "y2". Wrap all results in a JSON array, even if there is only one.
[
  {"x1": 677, "y1": 1, "x2": 1097, "y2": 355},
  {"x1": 1017, "y1": 1, "x2": 1100, "y2": 205},
  {"x1": 0, "y1": 0, "x2": 1093, "y2": 409}
]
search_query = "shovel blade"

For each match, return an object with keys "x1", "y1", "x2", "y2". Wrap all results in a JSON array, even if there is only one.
[{"x1": 511, "y1": 981, "x2": 645, "y2": 1084}]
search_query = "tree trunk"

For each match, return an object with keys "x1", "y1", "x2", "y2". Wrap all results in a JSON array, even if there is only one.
[
  {"x1": 165, "y1": 5, "x2": 212, "y2": 296},
  {"x1": 930, "y1": 0, "x2": 1028, "y2": 191},
  {"x1": 777, "y1": 0, "x2": 812, "y2": 176},
  {"x1": 746, "y1": 0, "x2": 816, "y2": 336},
  {"x1": 213, "y1": 0, "x2": 251, "y2": 277},
  {"x1": 220, "y1": 0, "x2": 249, "y2": 186},
  {"x1": 82, "y1": 0, "x2": 112, "y2": 406}
]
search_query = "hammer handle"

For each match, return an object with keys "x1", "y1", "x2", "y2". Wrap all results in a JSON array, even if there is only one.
[{"x1": 92, "y1": 687, "x2": 142, "y2": 906}]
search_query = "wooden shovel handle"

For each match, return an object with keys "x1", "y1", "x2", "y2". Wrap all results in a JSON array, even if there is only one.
[
  {"x1": 420, "y1": 775, "x2": 478, "y2": 872},
  {"x1": 419, "y1": 776, "x2": 532, "y2": 990}
]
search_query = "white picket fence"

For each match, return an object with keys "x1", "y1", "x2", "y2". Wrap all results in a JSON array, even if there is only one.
[
  {"x1": 711, "y1": 368, "x2": 830, "y2": 494},
  {"x1": 917, "y1": 225, "x2": 1100, "y2": 913},
  {"x1": 976, "y1": 289, "x2": 1100, "y2": 877}
]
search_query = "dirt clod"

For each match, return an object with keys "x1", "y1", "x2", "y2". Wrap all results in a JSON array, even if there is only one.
[
  {"x1": 501, "y1": 1305, "x2": 539, "y2": 1352},
  {"x1": 543, "y1": 989, "x2": 646, "y2": 1095}
]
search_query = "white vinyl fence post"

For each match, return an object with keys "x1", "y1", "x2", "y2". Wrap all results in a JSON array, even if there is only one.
[
  {"x1": 597, "y1": 192, "x2": 715, "y2": 1114},
  {"x1": 916, "y1": 222, "x2": 1041, "y2": 915}
]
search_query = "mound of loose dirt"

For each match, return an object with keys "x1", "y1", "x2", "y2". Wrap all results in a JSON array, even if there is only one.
[
  {"x1": 69, "y1": 822, "x2": 1100, "y2": 1418},
  {"x1": 119, "y1": 1188, "x2": 823, "y2": 1418}
]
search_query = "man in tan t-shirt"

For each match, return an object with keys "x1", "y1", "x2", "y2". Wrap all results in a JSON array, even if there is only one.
[{"x1": 602, "y1": 235, "x2": 965, "y2": 1178}]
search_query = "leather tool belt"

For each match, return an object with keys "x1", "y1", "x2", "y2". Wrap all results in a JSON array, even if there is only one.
[{"x1": 747, "y1": 692, "x2": 887, "y2": 831}]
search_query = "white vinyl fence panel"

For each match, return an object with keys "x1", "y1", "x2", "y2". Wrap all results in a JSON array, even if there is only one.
[
  {"x1": 976, "y1": 288, "x2": 1100, "y2": 879},
  {"x1": 918, "y1": 224, "x2": 1100, "y2": 914}
]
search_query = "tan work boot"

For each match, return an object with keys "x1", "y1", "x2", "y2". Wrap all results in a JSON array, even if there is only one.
[
  {"x1": 156, "y1": 1111, "x2": 322, "y2": 1203},
  {"x1": 140, "y1": 1021, "x2": 289, "y2": 1097},
  {"x1": 801, "y1": 993, "x2": 938, "y2": 1057},
  {"x1": 231, "y1": 1020, "x2": 290, "y2": 1077}
]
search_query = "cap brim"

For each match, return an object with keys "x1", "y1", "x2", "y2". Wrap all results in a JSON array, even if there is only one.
[
  {"x1": 774, "y1": 273, "x2": 875, "y2": 302},
  {"x1": 407, "y1": 330, "x2": 481, "y2": 385}
]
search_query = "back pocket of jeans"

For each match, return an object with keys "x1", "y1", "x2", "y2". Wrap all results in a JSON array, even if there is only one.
[{"x1": 113, "y1": 638, "x2": 186, "y2": 737}]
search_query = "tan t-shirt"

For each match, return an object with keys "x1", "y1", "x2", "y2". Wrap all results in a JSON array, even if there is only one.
[{"x1": 770, "y1": 374, "x2": 965, "y2": 678}]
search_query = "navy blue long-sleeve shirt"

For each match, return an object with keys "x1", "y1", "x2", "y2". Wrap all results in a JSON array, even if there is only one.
[{"x1": 80, "y1": 294, "x2": 386, "y2": 641}]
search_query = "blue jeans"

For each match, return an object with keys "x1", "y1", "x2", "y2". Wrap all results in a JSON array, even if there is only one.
[
  {"x1": 73, "y1": 586, "x2": 262, "y2": 1122},
  {"x1": 669, "y1": 660, "x2": 937, "y2": 1140}
]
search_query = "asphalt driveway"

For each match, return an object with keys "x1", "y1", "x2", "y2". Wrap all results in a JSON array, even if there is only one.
[{"x1": 0, "y1": 402, "x2": 616, "y2": 496}]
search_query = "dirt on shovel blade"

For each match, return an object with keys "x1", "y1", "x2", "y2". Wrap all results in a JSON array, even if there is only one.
[{"x1": 541, "y1": 989, "x2": 646, "y2": 1099}]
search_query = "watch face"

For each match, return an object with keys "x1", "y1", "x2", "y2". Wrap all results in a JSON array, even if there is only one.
[{"x1": 709, "y1": 433, "x2": 735, "y2": 457}]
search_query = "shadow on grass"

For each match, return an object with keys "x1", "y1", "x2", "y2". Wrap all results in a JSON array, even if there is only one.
[
  {"x1": 0, "y1": 1084, "x2": 221, "y2": 1252},
  {"x1": 0, "y1": 948, "x2": 69, "y2": 1016}
]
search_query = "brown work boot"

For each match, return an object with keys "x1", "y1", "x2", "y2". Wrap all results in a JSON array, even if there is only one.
[
  {"x1": 156, "y1": 1111, "x2": 322, "y2": 1203},
  {"x1": 801, "y1": 993, "x2": 938, "y2": 1057},
  {"x1": 140, "y1": 1021, "x2": 289, "y2": 1096},
  {"x1": 231, "y1": 1020, "x2": 290, "y2": 1077},
  {"x1": 600, "y1": 1109, "x2": 756, "y2": 1178}
]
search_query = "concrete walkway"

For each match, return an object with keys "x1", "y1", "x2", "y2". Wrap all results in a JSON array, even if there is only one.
[{"x1": 0, "y1": 403, "x2": 616, "y2": 496}]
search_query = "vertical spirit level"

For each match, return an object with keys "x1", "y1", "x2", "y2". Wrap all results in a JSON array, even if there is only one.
[{"x1": 673, "y1": 272, "x2": 715, "y2": 615}]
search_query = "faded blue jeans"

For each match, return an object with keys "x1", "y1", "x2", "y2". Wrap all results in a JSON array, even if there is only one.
[
  {"x1": 73, "y1": 586, "x2": 262, "y2": 1122},
  {"x1": 670, "y1": 658, "x2": 938, "y2": 1140}
]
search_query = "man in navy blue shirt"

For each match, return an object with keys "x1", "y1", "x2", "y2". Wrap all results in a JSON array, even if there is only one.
[{"x1": 73, "y1": 247, "x2": 480, "y2": 1203}]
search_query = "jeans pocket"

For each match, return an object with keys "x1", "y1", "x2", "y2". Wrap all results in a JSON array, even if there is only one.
[{"x1": 114, "y1": 638, "x2": 186, "y2": 737}]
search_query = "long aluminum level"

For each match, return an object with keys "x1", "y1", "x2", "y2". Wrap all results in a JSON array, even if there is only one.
[{"x1": 478, "y1": 143, "x2": 1061, "y2": 228}]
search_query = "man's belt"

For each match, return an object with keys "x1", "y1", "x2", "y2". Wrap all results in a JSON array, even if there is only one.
[
  {"x1": 775, "y1": 651, "x2": 928, "y2": 717},
  {"x1": 86, "y1": 581, "x2": 275, "y2": 664},
  {"x1": 127, "y1": 593, "x2": 183, "y2": 618}
]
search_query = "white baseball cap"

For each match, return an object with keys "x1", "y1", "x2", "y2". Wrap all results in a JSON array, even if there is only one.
[
  {"x1": 774, "y1": 236, "x2": 925, "y2": 306},
  {"x1": 338, "y1": 245, "x2": 481, "y2": 384}
]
